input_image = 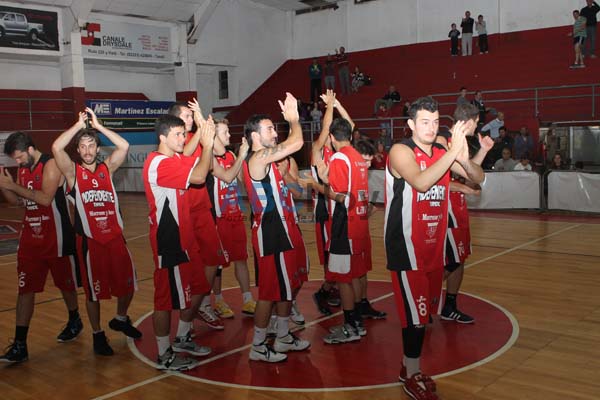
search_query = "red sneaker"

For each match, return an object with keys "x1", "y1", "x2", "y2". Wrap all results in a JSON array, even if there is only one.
[
  {"x1": 403, "y1": 373, "x2": 439, "y2": 400},
  {"x1": 399, "y1": 365, "x2": 437, "y2": 392},
  {"x1": 197, "y1": 306, "x2": 225, "y2": 330}
]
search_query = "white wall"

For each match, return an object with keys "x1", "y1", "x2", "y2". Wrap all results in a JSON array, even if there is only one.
[
  {"x1": 84, "y1": 67, "x2": 175, "y2": 100},
  {"x1": 0, "y1": 60, "x2": 61, "y2": 91},
  {"x1": 292, "y1": 0, "x2": 583, "y2": 59}
]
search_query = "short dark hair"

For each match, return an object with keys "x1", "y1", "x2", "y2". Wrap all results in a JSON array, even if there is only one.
[
  {"x1": 453, "y1": 103, "x2": 479, "y2": 122},
  {"x1": 354, "y1": 139, "x2": 376, "y2": 156},
  {"x1": 329, "y1": 118, "x2": 352, "y2": 141},
  {"x1": 167, "y1": 102, "x2": 188, "y2": 118},
  {"x1": 244, "y1": 114, "x2": 271, "y2": 148},
  {"x1": 460, "y1": 86, "x2": 467, "y2": 91},
  {"x1": 478, "y1": 14, "x2": 483, "y2": 18},
  {"x1": 499, "y1": 126, "x2": 506, "y2": 131},
  {"x1": 74, "y1": 128, "x2": 101, "y2": 147},
  {"x1": 409, "y1": 96, "x2": 439, "y2": 121},
  {"x1": 155, "y1": 114, "x2": 185, "y2": 140},
  {"x1": 4, "y1": 131, "x2": 34, "y2": 155}
]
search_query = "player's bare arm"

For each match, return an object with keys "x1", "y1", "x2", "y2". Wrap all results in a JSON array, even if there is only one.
[
  {"x1": 334, "y1": 98, "x2": 355, "y2": 130},
  {"x1": 189, "y1": 116, "x2": 215, "y2": 185},
  {"x1": 212, "y1": 137, "x2": 248, "y2": 184},
  {"x1": 0, "y1": 160, "x2": 62, "y2": 207},
  {"x1": 450, "y1": 180, "x2": 480, "y2": 195},
  {"x1": 86, "y1": 107, "x2": 129, "y2": 174},
  {"x1": 450, "y1": 129, "x2": 484, "y2": 184},
  {"x1": 183, "y1": 98, "x2": 205, "y2": 156},
  {"x1": 470, "y1": 133, "x2": 494, "y2": 166},
  {"x1": 52, "y1": 111, "x2": 87, "y2": 189},
  {"x1": 312, "y1": 90, "x2": 336, "y2": 162},
  {"x1": 0, "y1": 167, "x2": 20, "y2": 205}
]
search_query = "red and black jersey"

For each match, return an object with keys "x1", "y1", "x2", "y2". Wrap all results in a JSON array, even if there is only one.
[
  {"x1": 71, "y1": 162, "x2": 123, "y2": 244},
  {"x1": 143, "y1": 151, "x2": 199, "y2": 270},
  {"x1": 17, "y1": 154, "x2": 75, "y2": 258},
  {"x1": 328, "y1": 145, "x2": 370, "y2": 255},
  {"x1": 185, "y1": 133, "x2": 212, "y2": 212},
  {"x1": 311, "y1": 146, "x2": 333, "y2": 223},
  {"x1": 208, "y1": 151, "x2": 242, "y2": 219},
  {"x1": 384, "y1": 139, "x2": 450, "y2": 272},
  {"x1": 242, "y1": 156, "x2": 296, "y2": 257}
]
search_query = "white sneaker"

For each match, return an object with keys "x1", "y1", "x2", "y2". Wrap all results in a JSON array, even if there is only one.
[
  {"x1": 173, "y1": 332, "x2": 211, "y2": 356},
  {"x1": 290, "y1": 301, "x2": 305, "y2": 325},
  {"x1": 274, "y1": 332, "x2": 310, "y2": 353},
  {"x1": 249, "y1": 342, "x2": 287, "y2": 363},
  {"x1": 157, "y1": 347, "x2": 200, "y2": 371}
]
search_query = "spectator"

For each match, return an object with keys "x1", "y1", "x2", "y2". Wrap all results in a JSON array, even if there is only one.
[
  {"x1": 543, "y1": 128, "x2": 560, "y2": 165},
  {"x1": 580, "y1": 0, "x2": 600, "y2": 58},
  {"x1": 335, "y1": 46, "x2": 351, "y2": 95},
  {"x1": 550, "y1": 152, "x2": 568, "y2": 170},
  {"x1": 371, "y1": 141, "x2": 388, "y2": 170},
  {"x1": 457, "y1": 87, "x2": 469, "y2": 107},
  {"x1": 308, "y1": 57, "x2": 322, "y2": 103},
  {"x1": 494, "y1": 147, "x2": 517, "y2": 171},
  {"x1": 449, "y1": 23, "x2": 461, "y2": 56},
  {"x1": 373, "y1": 86, "x2": 402, "y2": 114},
  {"x1": 324, "y1": 54, "x2": 335, "y2": 90},
  {"x1": 570, "y1": 10, "x2": 587, "y2": 68},
  {"x1": 310, "y1": 102, "x2": 323, "y2": 133},
  {"x1": 471, "y1": 91, "x2": 488, "y2": 126},
  {"x1": 476, "y1": 15, "x2": 489, "y2": 54},
  {"x1": 513, "y1": 126, "x2": 534, "y2": 160},
  {"x1": 513, "y1": 153, "x2": 533, "y2": 171},
  {"x1": 498, "y1": 126, "x2": 513, "y2": 148},
  {"x1": 376, "y1": 104, "x2": 392, "y2": 140},
  {"x1": 402, "y1": 101, "x2": 411, "y2": 117},
  {"x1": 481, "y1": 111, "x2": 505, "y2": 140},
  {"x1": 461, "y1": 11, "x2": 475, "y2": 56},
  {"x1": 351, "y1": 66, "x2": 366, "y2": 92}
]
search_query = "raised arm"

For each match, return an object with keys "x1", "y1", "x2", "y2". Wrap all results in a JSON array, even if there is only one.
[
  {"x1": 470, "y1": 133, "x2": 494, "y2": 166},
  {"x1": 183, "y1": 98, "x2": 205, "y2": 156},
  {"x1": 189, "y1": 116, "x2": 215, "y2": 185},
  {"x1": 52, "y1": 112, "x2": 87, "y2": 189},
  {"x1": 86, "y1": 107, "x2": 129, "y2": 174},
  {"x1": 0, "y1": 161, "x2": 62, "y2": 207},
  {"x1": 212, "y1": 137, "x2": 249, "y2": 184},
  {"x1": 450, "y1": 134, "x2": 485, "y2": 184},
  {"x1": 313, "y1": 90, "x2": 336, "y2": 160},
  {"x1": 334, "y1": 99, "x2": 355, "y2": 130}
]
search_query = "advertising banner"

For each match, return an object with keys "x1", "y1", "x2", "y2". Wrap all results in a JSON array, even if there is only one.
[
  {"x1": 81, "y1": 19, "x2": 171, "y2": 63},
  {"x1": 86, "y1": 100, "x2": 172, "y2": 130},
  {"x1": 0, "y1": 3, "x2": 59, "y2": 52}
]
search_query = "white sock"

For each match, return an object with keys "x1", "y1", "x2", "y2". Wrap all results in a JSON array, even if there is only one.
[
  {"x1": 176, "y1": 320, "x2": 191, "y2": 338},
  {"x1": 114, "y1": 314, "x2": 127, "y2": 322},
  {"x1": 253, "y1": 327, "x2": 267, "y2": 346},
  {"x1": 201, "y1": 296, "x2": 211, "y2": 309},
  {"x1": 242, "y1": 291, "x2": 253, "y2": 303},
  {"x1": 404, "y1": 356, "x2": 421, "y2": 377},
  {"x1": 276, "y1": 316, "x2": 289, "y2": 338},
  {"x1": 156, "y1": 335, "x2": 171, "y2": 356},
  {"x1": 215, "y1": 293, "x2": 224, "y2": 302}
]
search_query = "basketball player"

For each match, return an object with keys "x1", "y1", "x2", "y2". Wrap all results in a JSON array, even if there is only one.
[
  {"x1": 243, "y1": 93, "x2": 310, "y2": 362},
  {"x1": 52, "y1": 109, "x2": 141, "y2": 356},
  {"x1": 0, "y1": 132, "x2": 81, "y2": 364},
  {"x1": 436, "y1": 103, "x2": 493, "y2": 324},
  {"x1": 384, "y1": 97, "x2": 483, "y2": 400},
  {"x1": 143, "y1": 114, "x2": 216, "y2": 371},
  {"x1": 205, "y1": 119, "x2": 256, "y2": 319},
  {"x1": 316, "y1": 117, "x2": 372, "y2": 344}
]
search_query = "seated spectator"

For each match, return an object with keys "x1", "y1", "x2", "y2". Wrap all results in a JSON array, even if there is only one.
[
  {"x1": 481, "y1": 111, "x2": 505, "y2": 140},
  {"x1": 373, "y1": 86, "x2": 401, "y2": 114},
  {"x1": 550, "y1": 152, "x2": 568, "y2": 170},
  {"x1": 378, "y1": 127, "x2": 392, "y2": 151},
  {"x1": 354, "y1": 139, "x2": 376, "y2": 168},
  {"x1": 513, "y1": 152, "x2": 533, "y2": 171},
  {"x1": 371, "y1": 141, "x2": 388, "y2": 170},
  {"x1": 352, "y1": 128, "x2": 369, "y2": 147},
  {"x1": 351, "y1": 66, "x2": 367, "y2": 92},
  {"x1": 493, "y1": 147, "x2": 517, "y2": 171}
]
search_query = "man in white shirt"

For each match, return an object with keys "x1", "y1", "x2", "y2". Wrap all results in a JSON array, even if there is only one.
[{"x1": 481, "y1": 111, "x2": 505, "y2": 140}]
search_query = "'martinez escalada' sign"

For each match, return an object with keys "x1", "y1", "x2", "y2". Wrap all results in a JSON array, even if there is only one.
[
  {"x1": 86, "y1": 100, "x2": 172, "y2": 130},
  {"x1": 81, "y1": 19, "x2": 172, "y2": 63}
]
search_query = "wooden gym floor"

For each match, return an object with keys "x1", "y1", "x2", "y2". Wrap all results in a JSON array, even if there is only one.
[{"x1": 1, "y1": 193, "x2": 600, "y2": 400}]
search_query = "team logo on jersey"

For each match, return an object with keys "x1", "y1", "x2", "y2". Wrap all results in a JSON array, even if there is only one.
[
  {"x1": 426, "y1": 222, "x2": 438, "y2": 238},
  {"x1": 82, "y1": 172, "x2": 88, "y2": 180},
  {"x1": 96, "y1": 219, "x2": 108, "y2": 230},
  {"x1": 420, "y1": 160, "x2": 427, "y2": 171},
  {"x1": 35, "y1": 175, "x2": 41, "y2": 181},
  {"x1": 99, "y1": 172, "x2": 105, "y2": 179},
  {"x1": 179, "y1": 189, "x2": 186, "y2": 196},
  {"x1": 32, "y1": 225, "x2": 42, "y2": 236}
]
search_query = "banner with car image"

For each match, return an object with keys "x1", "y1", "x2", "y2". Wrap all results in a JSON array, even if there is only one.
[{"x1": 0, "y1": 3, "x2": 59, "y2": 52}]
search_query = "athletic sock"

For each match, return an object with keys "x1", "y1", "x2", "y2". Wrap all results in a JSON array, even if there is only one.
[
  {"x1": 404, "y1": 355, "x2": 421, "y2": 377},
  {"x1": 15, "y1": 325, "x2": 29, "y2": 343},
  {"x1": 176, "y1": 320, "x2": 192, "y2": 338},
  {"x1": 445, "y1": 293, "x2": 457, "y2": 309},
  {"x1": 276, "y1": 316, "x2": 289, "y2": 338},
  {"x1": 201, "y1": 296, "x2": 211, "y2": 309},
  {"x1": 114, "y1": 314, "x2": 128, "y2": 322},
  {"x1": 253, "y1": 327, "x2": 267, "y2": 346},
  {"x1": 156, "y1": 335, "x2": 170, "y2": 356},
  {"x1": 343, "y1": 309, "x2": 354, "y2": 326},
  {"x1": 242, "y1": 291, "x2": 253, "y2": 303},
  {"x1": 68, "y1": 308, "x2": 80, "y2": 322}
]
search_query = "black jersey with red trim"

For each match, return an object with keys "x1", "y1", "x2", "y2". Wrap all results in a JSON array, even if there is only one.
[
  {"x1": 17, "y1": 154, "x2": 75, "y2": 258},
  {"x1": 384, "y1": 139, "x2": 450, "y2": 272},
  {"x1": 311, "y1": 146, "x2": 333, "y2": 223}
]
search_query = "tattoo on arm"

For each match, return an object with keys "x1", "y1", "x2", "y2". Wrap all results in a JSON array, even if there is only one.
[{"x1": 259, "y1": 143, "x2": 286, "y2": 159}]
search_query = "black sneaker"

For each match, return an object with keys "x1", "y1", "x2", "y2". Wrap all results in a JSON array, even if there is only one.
[
  {"x1": 108, "y1": 316, "x2": 142, "y2": 339},
  {"x1": 360, "y1": 301, "x2": 387, "y2": 319},
  {"x1": 0, "y1": 341, "x2": 28, "y2": 364},
  {"x1": 57, "y1": 317, "x2": 84, "y2": 342},
  {"x1": 440, "y1": 306, "x2": 475, "y2": 324},
  {"x1": 313, "y1": 289, "x2": 332, "y2": 316},
  {"x1": 93, "y1": 331, "x2": 114, "y2": 356}
]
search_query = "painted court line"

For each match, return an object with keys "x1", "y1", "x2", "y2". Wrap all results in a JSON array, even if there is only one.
[{"x1": 92, "y1": 224, "x2": 577, "y2": 399}]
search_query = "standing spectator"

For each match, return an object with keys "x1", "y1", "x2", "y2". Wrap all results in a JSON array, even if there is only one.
[
  {"x1": 308, "y1": 57, "x2": 322, "y2": 103},
  {"x1": 543, "y1": 128, "x2": 561, "y2": 165},
  {"x1": 580, "y1": 0, "x2": 600, "y2": 58},
  {"x1": 324, "y1": 55, "x2": 335, "y2": 90},
  {"x1": 376, "y1": 103, "x2": 392, "y2": 140},
  {"x1": 481, "y1": 111, "x2": 505, "y2": 140},
  {"x1": 513, "y1": 153, "x2": 533, "y2": 171},
  {"x1": 471, "y1": 91, "x2": 488, "y2": 126},
  {"x1": 570, "y1": 10, "x2": 588, "y2": 68},
  {"x1": 461, "y1": 11, "x2": 475, "y2": 56},
  {"x1": 494, "y1": 147, "x2": 517, "y2": 171},
  {"x1": 310, "y1": 102, "x2": 323, "y2": 133},
  {"x1": 335, "y1": 46, "x2": 351, "y2": 95},
  {"x1": 351, "y1": 66, "x2": 366, "y2": 92},
  {"x1": 373, "y1": 85, "x2": 401, "y2": 114},
  {"x1": 476, "y1": 15, "x2": 489, "y2": 54},
  {"x1": 449, "y1": 23, "x2": 460, "y2": 56},
  {"x1": 457, "y1": 86, "x2": 469, "y2": 107},
  {"x1": 513, "y1": 126, "x2": 534, "y2": 160}
]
